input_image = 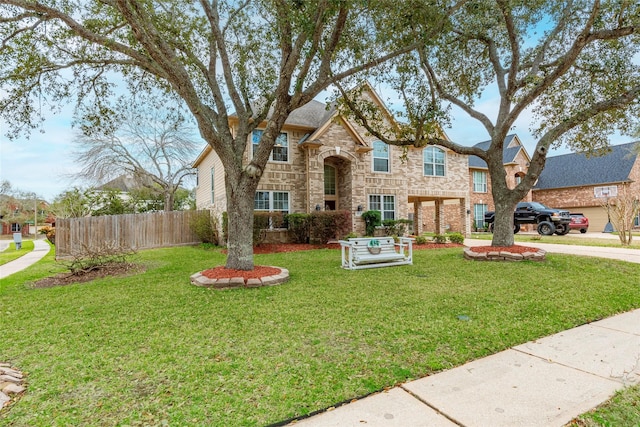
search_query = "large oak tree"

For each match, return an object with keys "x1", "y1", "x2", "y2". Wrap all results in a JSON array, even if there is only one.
[
  {"x1": 339, "y1": 0, "x2": 640, "y2": 246},
  {"x1": 0, "y1": 0, "x2": 444, "y2": 270}
]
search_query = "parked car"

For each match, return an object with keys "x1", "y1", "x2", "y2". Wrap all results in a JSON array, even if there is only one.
[
  {"x1": 484, "y1": 201, "x2": 572, "y2": 235},
  {"x1": 569, "y1": 213, "x2": 589, "y2": 233}
]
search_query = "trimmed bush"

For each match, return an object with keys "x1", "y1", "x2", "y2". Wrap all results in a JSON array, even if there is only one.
[
  {"x1": 382, "y1": 218, "x2": 412, "y2": 237},
  {"x1": 433, "y1": 234, "x2": 447, "y2": 244},
  {"x1": 415, "y1": 235, "x2": 428, "y2": 244},
  {"x1": 361, "y1": 210, "x2": 381, "y2": 236},
  {"x1": 253, "y1": 212, "x2": 285, "y2": 245},
  {"x1": 447, "y1": 232, "x2": 465, "y2": 244},
  {"x1": 309, "y1": 210, "x2": 351, "y2": 244},
  {"x1": 287, "y1": 213, "x2": 311, "y2": 243},
  {"x1": 189, "y1": 211, "x2": 219, "y2": 245}
]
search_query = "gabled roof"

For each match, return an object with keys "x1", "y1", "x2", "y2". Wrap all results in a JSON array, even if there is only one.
[
  {"x1": 282, "y1": 100, "x2": 335, "y2": 128},
  {"x1": 97, "y1": 174, "x2": 153, "y2": 192},
  {"x1": 469, "y1": 134, "x2": 526, "y2": 169},
  {"x1": 534, "y1": 142, "x2": 639, "y2": 190},
  {"x1": 231, "y1": 99, "x2": 335, "y2": 129}
]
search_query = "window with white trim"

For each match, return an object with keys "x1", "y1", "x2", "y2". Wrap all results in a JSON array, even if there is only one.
[
  {"x1": 11, "y1": 223, "x2": 21, "y2": 232},
  {"x1": 423, "y1": 147, "x2": 445, "y2": 176},
  {"x1": 252, "y1": 130, "x2": 289, "y2": 162},
  {"x1": 368, "y1": 194, "x2": 395, "y2": 221},
  {"x1": 372, "y1": 141, "x2": 389, "y2": 172},
  {"x1": 254, "y1": 191, "x2": 290, "y2": 214},
  {"x1": 473, "y1": 171, "x2": 487, "y2": 193},
  {"x1": 474, "y1": 204, "x2": 488, "y2": 229}
]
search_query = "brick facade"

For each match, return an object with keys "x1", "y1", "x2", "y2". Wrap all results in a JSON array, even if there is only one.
[
  {"x1": 468, "y1": 136, "x2": 532, "y2": 231},
  {"x1": 194, "y1": 87, "x2": 471, "y2": 237},
  {"x1": 533, "y1": 148, "x2": 640, "y2": 232}
]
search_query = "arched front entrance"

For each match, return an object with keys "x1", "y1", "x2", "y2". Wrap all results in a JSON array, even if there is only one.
[{"x1": 323, "y1": 156, "x2": 352, "y2": 211}]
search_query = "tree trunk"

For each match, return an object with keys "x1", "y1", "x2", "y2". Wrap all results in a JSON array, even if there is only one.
[
  {"x1": 491, "y1": 199, "x2": 516, "y2": 247},
  {"x1": 163, "y1": 191, "x2": 174, "y2": 212},
  {"x1": 224, "y1": 180, "x2": 257, "y2": 271}
]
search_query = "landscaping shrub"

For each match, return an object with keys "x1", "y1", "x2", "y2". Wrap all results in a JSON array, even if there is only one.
[
  {"x1": 189, "y1": 211, "x2": 219, "y2": 245},
  {"x1": 286, "y1": 213, "x2": 310, "y2": 243},
  {"x1": 62, "y1": 241, "x2": 137, "y2": 276},
  {"x1": 253, "y1": 211, "x2": 286, "y2": 245},
  {"x1": 382, "y1": 219, "x2": 412, "y2": 237},
  {"x1": 433, "y1": 234, "x2": 448, "y2": 244},
  {"x1": 415, "y1": 235, "x2": 428, "y2": 244},
  {"x1": 309, "y1": 210, "x2": 351, "y2": 244},
  {"x1": 361, "y1": 210, "x2": 381, "y2": 236},
  {"x1": 447, "y1": 232, "x2": 465, "y2": 244}
]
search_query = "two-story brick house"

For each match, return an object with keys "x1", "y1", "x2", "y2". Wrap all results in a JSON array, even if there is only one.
[
  {"x1": 532, "y1": 142, "x2": 640, "y2": 232},
  {"x1": 468, "y1": 134, "x2": 533, "y2": 230},
  {"x1": 193, "y1": 85, "x2": 471, "y2": 237}
]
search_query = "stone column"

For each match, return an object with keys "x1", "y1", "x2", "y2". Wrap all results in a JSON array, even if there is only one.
[
  {"x1": 435, "y1": 199, "x2": 445, "y2": 235},
  {"x1": 460, "y1": 197, "x2": 471, "y2": 237},
  {"x1": 414, "y1": 200, "x2": 423, "y2": 235}
]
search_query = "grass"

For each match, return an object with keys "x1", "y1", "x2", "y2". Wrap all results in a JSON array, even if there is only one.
[
  {"x1": 1, "y1": 245, "x2": 640, "y2": 426},
  {"x1": 470, "y1": 232, "x2": 640, "y2": 248},
  {"x1": 0, "y1": 240, "x2": 35, "y2": 266},
  {"x1": 568, "y1": 385, "x2": 640, "y2": 426}
]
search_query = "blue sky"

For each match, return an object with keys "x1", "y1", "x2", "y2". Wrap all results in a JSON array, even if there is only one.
[{"x1": 0, "y1": 88, "x2": 632, "y2": 202}]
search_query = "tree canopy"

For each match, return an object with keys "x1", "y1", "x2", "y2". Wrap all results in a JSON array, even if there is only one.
[
  {"x1": 0, "y1": 0, "x2": 439, "y2": 269},
  {"x1": 337, "y1": 0, "x2": 640, "y2": 246}
]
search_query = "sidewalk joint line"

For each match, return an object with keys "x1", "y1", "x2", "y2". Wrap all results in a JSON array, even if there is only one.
[{"x1": 399, "y1": 384, "x2": 466, "y2": 427}]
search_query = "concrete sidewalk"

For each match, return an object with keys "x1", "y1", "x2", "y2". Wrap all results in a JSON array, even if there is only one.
[
  {"x1": 293, "y1": 309, "x2": 640, "y2": 427},
  {"x1": 291, "y1": 241, "x2": 640, "y2": 427},
  {"x1": 0, "y1": 239, "x2": 51, "y2": 280}
]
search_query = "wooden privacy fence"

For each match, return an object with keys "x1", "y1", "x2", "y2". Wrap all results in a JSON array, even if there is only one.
[{"x1": 55, "y1": 210, "x2": 206, "y2": 258}]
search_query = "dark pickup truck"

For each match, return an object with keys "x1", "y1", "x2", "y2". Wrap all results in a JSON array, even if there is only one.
[{"x1": 484, "y1": 201, "x2": 572, "y2": 235}]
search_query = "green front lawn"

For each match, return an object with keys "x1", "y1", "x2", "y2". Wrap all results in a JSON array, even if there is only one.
[
  {"x1": 471, "y1": 232, "x2": 640, "y2": 248},
  {"x1": 0, "y1": 240, "x2": 35, "y2": 266},
  {"x1": 1, "y1": 245, "x2": 639, "y2": 426}
]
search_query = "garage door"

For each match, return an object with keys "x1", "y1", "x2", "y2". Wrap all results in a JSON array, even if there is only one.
[{"x1": 566, "y1": 206, "x2": 610, "y2": 233}]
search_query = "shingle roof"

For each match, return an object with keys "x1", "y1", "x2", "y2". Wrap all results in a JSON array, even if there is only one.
[
  {"x1": 285, "y1": 100, "x2": 335, "y2": 128},
  {"x1": 534, "y1": 142, "x2": 639, "y2": 190},
  {"x1": 469, "y1": 134, "x2": 522, "y2": 168},
  {"x1": 234, "y1": 99, "x2": 335, "y2": 129}
]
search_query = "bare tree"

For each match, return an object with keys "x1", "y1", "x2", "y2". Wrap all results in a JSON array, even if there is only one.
[
  {"x1": 0, "y1": 0, "x2": 435, "y2": 270},
  {"x1": 72, "y1": 95, "x2": 198, "y2": 211},
  {"x1": 602, "y1": 185, "x2": 640, "y2": 246}
]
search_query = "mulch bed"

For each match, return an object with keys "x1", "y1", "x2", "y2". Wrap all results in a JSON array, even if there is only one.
[
  {"x1": 249, "y1": 242, "x2": 462, "y2": 254},
  {"x1": 467, "y1": 245, "x2": 540, "y2": 253},
  {"x1": 31, "y1": 263, "x2": 145, "y2": 289}
]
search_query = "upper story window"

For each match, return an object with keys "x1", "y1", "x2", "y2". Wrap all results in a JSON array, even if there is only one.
[
  {"x1": 252, "y1": 130, "x2": 289, "y2": 162},
  {"x1": 473, "y1": 171, "x2": 487, "y2": 193},
  {"x1": 372, "y1": 140, "x2": 389, "y2": 172},
  {"x1": 423, "y1": 146, "x2": 445, "y2": 176}
]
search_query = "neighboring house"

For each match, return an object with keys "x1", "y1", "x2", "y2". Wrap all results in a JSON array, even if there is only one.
[
  {"x1": 468, "y1": 134, "x2": 532, "y2": 230},
  {"x1": 0, "y1": 198, "x2": 49, "y2": 236},
  {"x1": 193, "y1": 84, "x2": 471, "y2": 237},
  {"x1": 533, "y1": 142, "x2": 640, "y2": 232}
]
